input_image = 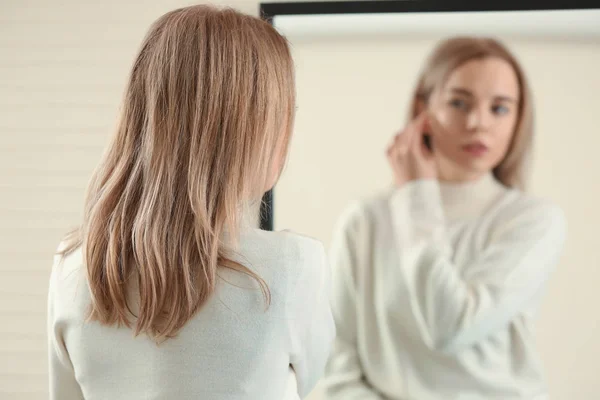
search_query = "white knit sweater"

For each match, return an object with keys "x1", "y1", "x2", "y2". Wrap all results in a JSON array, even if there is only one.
[
  {"x1": 322, "y1": 174, "x2": 566, "y2": 400},
  {"x1": 48, "y1": 227, "x2": 335, "y2": 400}
]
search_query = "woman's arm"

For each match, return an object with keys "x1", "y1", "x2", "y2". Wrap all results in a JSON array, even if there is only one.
[
  {"x1": 288, "y1": 240, "x2": 336, "y2": 398},
  {"x1": 48, "y1": 254, "x2": 84, "y2": 400},
  {"x1": 390, "y1": 180, "x2": 566, "y2": 354},
  {"x1": 321, "y1": 205, "x2": 383, "y2": 399}
]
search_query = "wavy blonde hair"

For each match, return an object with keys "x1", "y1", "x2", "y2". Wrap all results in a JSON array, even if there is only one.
[
  {"x1": 409, "y1": 37, "x2": 533, "y2": 190},
  {"x1": 58, "y1": 5, "x2": 295, "y2": 341}
]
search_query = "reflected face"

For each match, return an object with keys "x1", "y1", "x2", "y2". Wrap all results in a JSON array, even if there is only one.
[{"x1": 427, "y1": 57, "x2": 520, "y2": 181}]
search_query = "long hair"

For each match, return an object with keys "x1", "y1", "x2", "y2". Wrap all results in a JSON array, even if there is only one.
[
  {"x1": 408, "y1": 37, "x2": 533, "y2": 189},
  {"x1": 57, "y1": 5, "x2": 295, "y2": 342}
]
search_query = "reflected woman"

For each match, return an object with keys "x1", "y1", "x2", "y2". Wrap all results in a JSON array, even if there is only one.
[{"x1": 323, "y1": 37, "x2": 566, "y2": 400}]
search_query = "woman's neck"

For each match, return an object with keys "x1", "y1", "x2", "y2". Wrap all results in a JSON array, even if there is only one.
[
  {"x1": 438, "y1": 173, "x2": 506, "y2": 220},
  {"x1": 437, "y1": 164, "x2": 488, "y2": 184}
]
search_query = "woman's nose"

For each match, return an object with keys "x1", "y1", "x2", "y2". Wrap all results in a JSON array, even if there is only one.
[{"x1": 466, "y1": 107, "x2": 493, "y2": 132}]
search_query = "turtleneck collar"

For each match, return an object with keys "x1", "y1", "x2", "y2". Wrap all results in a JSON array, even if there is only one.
[{"x1": 438, "y1": 173, "x2": 507, "y2": 221}]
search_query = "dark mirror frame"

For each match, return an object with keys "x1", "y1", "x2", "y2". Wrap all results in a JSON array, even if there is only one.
[{"x1": 257, "y1": 0, "x2": 600, "y2": 231}]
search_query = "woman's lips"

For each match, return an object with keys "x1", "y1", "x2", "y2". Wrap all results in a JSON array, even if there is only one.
[{"x1": 462, "y1": 142, "x2": 488, "y2": 156}]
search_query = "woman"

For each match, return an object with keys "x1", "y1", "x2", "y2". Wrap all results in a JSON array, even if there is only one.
[
  {"x1": 323, "y1": 37, "x2": 566, "y2": 399},
  {"x1": 47, "y1": 6, "x2": 334, "y2": 400}
]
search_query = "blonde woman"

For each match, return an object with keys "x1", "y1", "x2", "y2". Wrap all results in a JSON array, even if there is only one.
[
  {"x1": 323, "y1": 37, "x2": 566, "y2": 400},
  {"x1": 47, "y1": 6, "x2": 334, "y2": 400}
]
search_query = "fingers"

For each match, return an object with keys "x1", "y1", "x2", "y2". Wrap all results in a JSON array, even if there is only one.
[
  {"x1": 412, "y1": 110, "x2": 429, "y2": 129},
  {"x1": 387, "y1": 111, "x2": 431, "y2": 157},
  {"x1": 394, "y1": 130, "x2": 409, "y2": 151},
  {"x1": 387, "y1": 131, "x2": 408, "y2": 161},
  {"x1": 386, "y1": 132, "x2": 400, "y2": 161}
]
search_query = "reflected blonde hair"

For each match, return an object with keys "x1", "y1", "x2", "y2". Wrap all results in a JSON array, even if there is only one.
[
  {"x1": 58, "y1": 5, "x2": 295, "y2": 341},
  {"x1": 409, "y1": 37, "x2": 533, "y2": 189}
]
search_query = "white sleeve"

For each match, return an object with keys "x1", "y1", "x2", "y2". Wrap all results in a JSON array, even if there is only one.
[
  {"x1": 389, "y1": 180, "x2": 567, "y2": 354},
  {"x1": 322, "y1": 205, "x2": 384, "y2": 399},
  {"x1": 48, "y1": 253, "x2": 84, "y2": 400},
  {"x1": 289, "y1": 241, "x2": 336, "y2": 398}
]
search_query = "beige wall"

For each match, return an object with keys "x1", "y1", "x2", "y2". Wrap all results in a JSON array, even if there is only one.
[
  {"x1": 1, "y1": 1, "x2": 599, "y2": 399},
  {"x1": 275, "y1": 34, "x2": 600, "y2": 399}
]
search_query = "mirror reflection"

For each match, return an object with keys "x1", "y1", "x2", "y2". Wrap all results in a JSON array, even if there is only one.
[{"x1": 273, "y1": 8, "x2": 600, "y2": 400}]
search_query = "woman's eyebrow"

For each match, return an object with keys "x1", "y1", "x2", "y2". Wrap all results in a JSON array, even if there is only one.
[
  {"x1": 448, "y1": 87, "x2": 473, "y2": 97},
  {"x1": 449, "y1": 87, "x2": 517, "y2": 103},
  {"x1": 494, "y1": 95, "x2": 517, "y2": 103}
]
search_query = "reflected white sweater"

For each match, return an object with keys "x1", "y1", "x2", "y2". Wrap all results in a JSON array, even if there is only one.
[
  {"x1": 48, "y1": 227, "x2": 335, "y2": 400},
  {"x1": 322, "y1": 175, "x2": 566, "y2": 400}
]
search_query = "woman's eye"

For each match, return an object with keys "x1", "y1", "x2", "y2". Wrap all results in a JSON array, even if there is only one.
[
  {"x1": 449, "y1": 98, "x2": 469, "y2": 110},
  {"x1": 492, "y1": 104, "x2": 510, "y2": 115}
]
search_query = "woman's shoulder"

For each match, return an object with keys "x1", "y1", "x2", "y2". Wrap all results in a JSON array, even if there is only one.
[
  {"x1": 499, "y1": 188, "x2": 564, "y2": 218},
  {"x1": 236, "y1": 229, "x2": 327, "y2": 280},
  {"x1": 237, "y1": 229, "x2": 329, "y2": 297},
  {"x1": 493, "y1": 189, "x2": 567, "y2": 236},
  {"x1": 242, "y1": 228, "x2": 326, "y2": 266},
  {"x1": 50, "y1": 241, "x2": 85, "y2": 285},
  {"x1": 48, "y1": 242, "x2": 89, "y2": 319}
]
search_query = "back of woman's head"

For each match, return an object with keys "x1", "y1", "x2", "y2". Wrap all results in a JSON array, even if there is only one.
[
  {"x1": 59, "y1": 5, "x2": 295, "y2": 341},
  {"x1": 409, "y1": 37, "x2": 533, "y2": 189}
]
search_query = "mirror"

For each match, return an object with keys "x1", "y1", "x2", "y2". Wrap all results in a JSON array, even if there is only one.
[{"x1": 262, "y1": 2, "x2": 600, "y2": 399}]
